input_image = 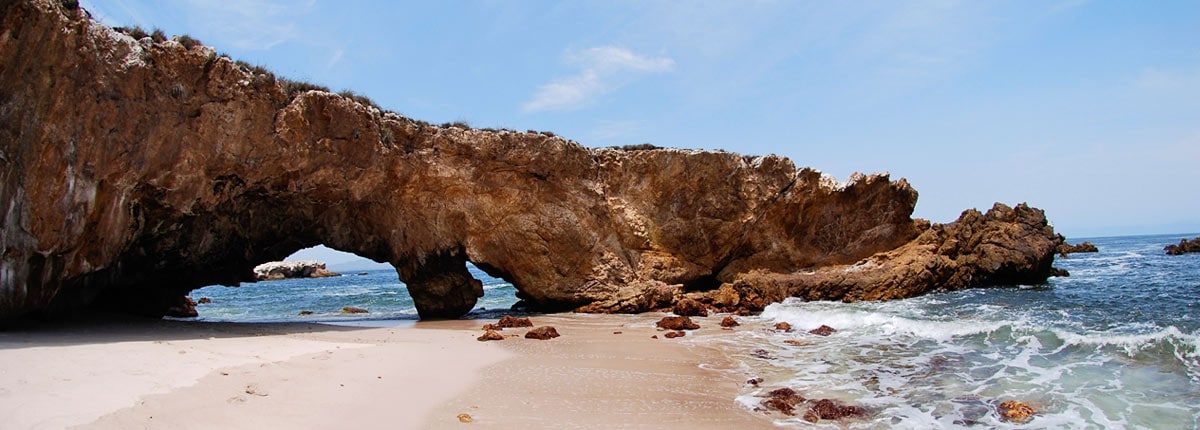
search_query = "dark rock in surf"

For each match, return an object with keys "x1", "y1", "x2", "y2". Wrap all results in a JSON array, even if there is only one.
[{"x1": 1165, "y1": 237, "x2": 1200, "y2": 255}]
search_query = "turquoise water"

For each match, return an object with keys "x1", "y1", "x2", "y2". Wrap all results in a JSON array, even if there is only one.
[{"x1": 190, "y1": 264, "x2": 520, "y2": 322}]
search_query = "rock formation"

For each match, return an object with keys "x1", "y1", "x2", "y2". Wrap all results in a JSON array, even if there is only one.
[
  {"x1": 1165, "y1": 237, "x2": 1200, "y2": 256},
  {"x1": 1057, "y1": 240, "x2": 1098, "y2": 256},
  {"x1": 0, "y1": 0, "x2": 1063, "y2": 320},
  {"x1": 253, "y1": 260, "x2": 339, "y2": 280}
]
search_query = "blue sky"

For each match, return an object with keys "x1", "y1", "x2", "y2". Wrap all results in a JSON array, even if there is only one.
[{"x1": 81, "y1": 0, "x2": 1199, "y2": 242}]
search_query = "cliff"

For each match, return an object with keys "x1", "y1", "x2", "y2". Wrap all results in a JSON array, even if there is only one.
[{"x1": 0, "y1": 0, "x2": 1062, "y2": 320}]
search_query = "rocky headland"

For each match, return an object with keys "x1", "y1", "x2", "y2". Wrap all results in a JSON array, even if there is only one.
[
  {"x1": 0, "y1": 0, "x2": 1063, "y2": 320},
  {"x1": 252, "y1": 260, "x2": 339, "y2": 281}
]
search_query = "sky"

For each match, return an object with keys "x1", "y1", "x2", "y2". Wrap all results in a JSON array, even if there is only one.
[{"x1": 79, "y1": 0, "x2": 1199, "y2": 246}]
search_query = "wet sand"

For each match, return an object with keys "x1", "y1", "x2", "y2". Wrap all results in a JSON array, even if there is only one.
[{"x1": 0, "y1": 313, "x2": 771, "y2": 429}]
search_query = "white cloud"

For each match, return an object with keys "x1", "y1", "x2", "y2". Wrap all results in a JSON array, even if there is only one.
[
  {"x1": 523, "y1": 46, "x2": 674, "y2": 113},
  {"x1": 182, "y1": 0, "x2": 313, "y2": 50}
]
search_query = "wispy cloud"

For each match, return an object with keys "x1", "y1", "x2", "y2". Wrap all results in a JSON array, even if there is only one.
[
  {"x1": 182, "y1": 0, "x2": 314, "y2": 50},
  {"x1": 523, "y1": 46, "x2": 674, "y2": 113}
]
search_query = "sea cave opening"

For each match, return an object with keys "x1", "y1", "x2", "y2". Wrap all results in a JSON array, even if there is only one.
[{"x1": 185, "y1": 244, "x2": 521, "y2": 323}]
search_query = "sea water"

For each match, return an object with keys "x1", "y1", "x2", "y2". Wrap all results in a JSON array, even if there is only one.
[
  {"x1": 716, "y1": 233, "x2": 1200, "y2": 429},
  {"x1": 190, "y1": 264, "x2": 521, "y2": 323}
]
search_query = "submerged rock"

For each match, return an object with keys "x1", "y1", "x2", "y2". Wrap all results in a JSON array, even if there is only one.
[
  {"x1": 998, "y1": 400, "x2": 1036, "y2": 423},
  {"x1": 341, "y1": 306, "x2": 369, "y2": 314},
  {"x1": 1165, "y1": 237, "x2": 1200, "y2": 255},
  {"x1": 804, "y1": 399, "x2": 865, "y2": 423},
  {"x1": 0, "y1": 1, "x2": 1063, "y2": 321},
  {"x1": 762, "y1": 388, "x2": 806, "y2": 416},
  {"x1": 808, "y1": 325, "x2": 837, "y2": 336}
]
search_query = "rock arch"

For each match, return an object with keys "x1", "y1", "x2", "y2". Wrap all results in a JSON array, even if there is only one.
[{"x1": 0, "y1": 0, "x2": 1061, "y2": 320}]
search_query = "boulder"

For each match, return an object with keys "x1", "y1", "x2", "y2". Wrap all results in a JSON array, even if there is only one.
[
  {"x1": 664, "y1": 331, "x2": 686, "y2": 338},
  {"x1": 803, "y1": 399, "x2": 865, "y2": 423},
  {"x1": 525, "y1": 326, "x2": 560, "y2": 340},
  {"x1": 672, "y1": 298, "x2": 708, "y2": 317},
  {"x1": 720, "y1": 316, "x2": 739, "y2": 327},
  {"x1": 774, "y1": 322, "x2": 792, "y2": 332},
  {"x1": 496, "y1": 315, "x2": 533, "y2": 328},
  {"x1": 656, "y1": 316, "x2": 700, "y2": 330},
  {"x1": 477, "y1": 330, "x2": 504, "y2": 341},
  {"x1": 998, "y1": 400, "x2": 1036, "y2": 423},
  {"x1": 341, "y1": 306, "x2": 369, "y2": 314},
  {"x1": 761, "y1": 388, "x2": 806, "y2": 416}
]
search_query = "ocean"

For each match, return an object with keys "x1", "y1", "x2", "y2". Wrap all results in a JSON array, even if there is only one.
[{"x1": 190, "y1": 233, "x2": 1200, "y2": 428}]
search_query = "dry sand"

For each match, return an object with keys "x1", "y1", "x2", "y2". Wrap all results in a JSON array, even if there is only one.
[{"x1": 0, "y1": 313, "x2": 772, "y2": 429}]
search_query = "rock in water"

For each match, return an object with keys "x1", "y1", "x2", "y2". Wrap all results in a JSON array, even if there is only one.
[
  {"x1": 656, "y1": 316, "x2": 700, "y2": 330},
  {"x1": 774, "y1": 322, "x2": 793, "y2": 332},
  {"x1": 0, "y1": 1, "x2": 1063, "y2": 321},
  {"x1": 720, "y1": 316, "x2": 739, "y2": 327},
  {"x1": 253, "y1": 260, "x2": 340, "y2": 280},
  {"x1": 525, "y1": 326, "x2": 560, "y2": 340},
  {"x1": 341, "y1": 306, "x2": 369, "y2": 314},
  {"x1": 1165, "y1": 237, "x2": 1200, "y2": 255},
  {"x1": 808, "y1": 325, "x2": 837, "y2": 336},
  {"x1": 1057, "y1": 241, "x2": 1098, "y2": 256},
  {"x1": 998, "y1": 400, "x2": 1036, "y2": 423}
]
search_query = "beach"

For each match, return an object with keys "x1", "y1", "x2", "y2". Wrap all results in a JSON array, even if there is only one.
[{"x1": 0, "y1": 313, "x2": 770, "y2": 429}]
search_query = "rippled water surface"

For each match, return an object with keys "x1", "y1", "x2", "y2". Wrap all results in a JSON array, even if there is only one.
[{"x1": 718, "y1": 233, "x2": 1200, "y2": 428}]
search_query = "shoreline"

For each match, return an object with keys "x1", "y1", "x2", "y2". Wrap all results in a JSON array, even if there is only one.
[{"x1": 0, "y1": 313, "x2": 772, "y2": 429}]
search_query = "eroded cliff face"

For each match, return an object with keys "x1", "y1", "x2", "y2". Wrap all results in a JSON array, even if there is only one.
[{"x1": 0, "y1": 0, "x2": 1061, "y2": 320}]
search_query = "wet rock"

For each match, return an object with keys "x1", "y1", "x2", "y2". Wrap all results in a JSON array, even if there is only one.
[
  {"x1": 761, "y1": 387, "x2": 806, "y2": 415},
  {"x1": 477, "y1": 330, "x2": 504, "y2": 341},
  {"x1": 298, "y1": 310, "x2": 314, "y2": 315},
  {"x1": 197, "y1": 297, "x2": 212, "y2": 304},
  {"x1": 998, "y1": 400, "x2": 1036, "y2": 423},
  {"x1": 1057, "y1": 241, "x2": 1098, "y2": 256},
  {"x1": 341, "y1": 306, "x2": 369, "y2": 314},
  {"x1": 1165, "y1": 237, "x2": 1200, "y2": 255},
  {"x1": 525, "y1": 326, "x2": 560, "y2": 340},
  {"x1": 656, "y1": 316, "x2": 700, "y2": 330},
  {"x1": 720, "y1": 316, "x2": 739, "y2": 327},
  {"x1": 672, "y1": 298, "x2": 708, "y2": 317},
  {"x1": 774, "y1": 322, "x2": 792, "y2": 332},
  {"x1": 783, "y1": 339, "x2": 807, "y2": 346},
  {"x1": 752, "y1": 349, "x2": 774, "y2": 360},
  {"x1": 165, "y1": 296, "x2": 198, "y2": 318},
  {"x1": 746, "y1": 377, "x2": 763, "y2": 386},
  {"x1": 1049, "y1": 267, "x2": 1070, "y2": 277},
  {"x1": 664, "y1": 331, "x2": 686, "y2": 338},
  {"x1": 651, "y1": 335, "x2": 659, "y2": 339},
  {"x1": 457, "y1": 413, "x2": 473, "y2": 423},
  {"x1": 496, "y1": 315, "x2": 533, "y2": 328},
  {"x1": 808, "y1": 325, "x2": 836, "y2": 336},
  {"x1": 804, "y1": 398, "x2": 864, "y2": 422}
]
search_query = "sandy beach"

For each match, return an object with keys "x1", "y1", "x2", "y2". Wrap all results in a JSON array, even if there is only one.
[{"x1": 0, "y1": 313, "x2": 771, "y2": 429}]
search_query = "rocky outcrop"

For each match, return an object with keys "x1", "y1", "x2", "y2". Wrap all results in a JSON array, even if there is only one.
[
  {"x1": 253, "y1": 260, "x2": 339, "y2": 280},
  {"x1": 1057, "y1": 240, "x2": 1098, "y2": 256},
  {"x1": 1165, "y1": 237, "x2": 1200, "y2": 255},
  {"x1": 0, "y1": 0, "x2": 1063, "y2": 320}
]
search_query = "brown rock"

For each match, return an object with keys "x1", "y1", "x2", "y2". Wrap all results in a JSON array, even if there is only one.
[
  {"x1": 298, "y1": 310, "x2": 314, "y2": 315},
  {"x1": 808, "y1": 325, "x2": 836, "y2": 336},
  {"x1": 481, "y1": 323, "x2": 502, "y2": 331},
  {"x1": 456, "y1": 413, "x2": 473, "y2": 423},
  {"x1": 656, "y1": 316, "x2": 700, "y2": 330},
  {"x1": 774, "y1": 322, "x2": 793, "y2": 332},
  {"x1": 197, "y1": 297, "x2": 212, "y2": 304},
  {"x1": 783, "y1": 339, "x2": 807, "y2": 346},
  {"x1": 496, "y1": 315, "x2": 533, "y2": 328},
  {"x1": 761, "y1": 387, "x2": 806, "y2": 415},
  {"x1": 165, "y1": 296, "x2": 198, "y2": 318},
  {"x1": 752, "y1": 349, "x2": 774, "y2": 360},
  {"x1": 1057, "y1": 240, "x2": 1098, "y2": 256},
  {"x1": 524, "y1": 326, "x2": 560, "y2": 340},
  {"x1": 476, "y1": 330, "x2": 504, "y2": 342},
  {"x1": 804, "y1": 398, "x2": 864, "y2": 422},
  {"x1": 999, "y1": 400, "x2": 1036, "y2": 423},
  {"x1": 720, "y1": 316, "x2": 739, "y2": 327},
  {"x1": 672, "y1": 298, "x2": 708, "y2": 317},
  {"x1": 341, "y1": 306, "x2": 369, "y2": 314},
  {"x1": 1165, "y1": 237, "x2": 1200, "y2": 255},
  {"x1": 651, "y1": 335, "x2": 659, "y2": 339},
  {"x1": 0, "y1": 2, "x2": 1062, "y2": 321},
  {"x1": 664, "y1": 331, "x2": 686, "y2": 338},
  {"x1": 746, "y1": 377, "x2": 763, "y2": 386},
  {"x1": 612, "y1": 331, "x2": 622, "y2": 334},
  {"x1": 1049, "y1": 267, "x2": 1070, "y2": 277}
]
